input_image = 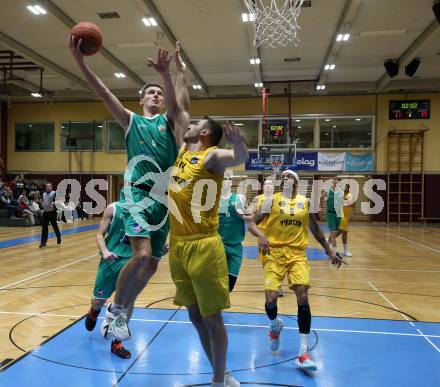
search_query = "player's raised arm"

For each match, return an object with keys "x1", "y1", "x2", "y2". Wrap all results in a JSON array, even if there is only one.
[
  {"x1": 147, "y1": 48, "x2": 178, "y2": 128},
  {"x1": 204, "y1": 122, "x2": 249, "y2": 175},
  {"x1": 174, "y1": 42, "x2": 190, "y2": 147},
  {"x1": 69, "y1": 36, "x2": 131, "y2": 130},
  {"x1": 96, "y1": 204, "x2": 117, "y2": 261}
]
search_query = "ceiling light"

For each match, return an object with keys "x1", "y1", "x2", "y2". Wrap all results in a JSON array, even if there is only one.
[
  {"x1": 27, "y1": 4, "x2": 47, "y2": 15},
  {"x1": 330, "y1": 64, "x2": 335, "y2": 70},
  {"x1": 142, "y1": 17, "x2": 157, "y2": 27},
  {"x1": 356, "y1": 118, "x2": 362, "y2": 121},
  {"x1": 98, "y1": 125, "x2": 103, "y2": 128},
  {"x1": 295, "y1": 119, "x2": 301, "y2": 122},
  {"x1": 114, "y1": 72, "x2": 126, "y2": 78},
  {"x1": 192, "y1": 84, "x2": 202, "y2": 90},
  {"x1": 234, "y1": 123, "x2": 244, "y2": 126},
  {"x1": 336, "y1": 34, "x2": 343, "y2": 42},
  {"x1": 242, "y1": 13, "x2": 255, "y2": 22},
  {"x1": 325, "y1": 119, "x2": 331, "y2": 122},
  {"x1": 360, "y1": 30, "x2": 407, "y2": 37},
  {"x1": 297, "y1": 126, "x2": 302, "y2": 129},
  {"x1": 343, "y1": 33, "x2": 350, "y2": 41},
  {"x1": 30, "y1": 92, "x2": 42, "y2": 98},
  {"x1": 254, "y1": 82, "x2": 263, "y2": 88},
  {"x1": 316, "y1": 85, "x2": 326, "y2": 90},
  {"x1": 332, "y1": 125, "x2": 337, "y2": 128},
  {"x1": 250, "y1": 58, "x2": 261, "y2": 65}
]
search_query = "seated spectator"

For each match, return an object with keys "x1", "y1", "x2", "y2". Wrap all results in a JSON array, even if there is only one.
[
  {"x1": 18, "y1": 189, "x2": 35, "y2": 225},
  {"x1": 29, "y1": 194, "x2": 43, "y2": 224}
]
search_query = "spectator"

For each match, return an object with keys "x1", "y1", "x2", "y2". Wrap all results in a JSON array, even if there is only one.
[{"x1": 18, "y1": 189, "x2": 35, "y2": 225}]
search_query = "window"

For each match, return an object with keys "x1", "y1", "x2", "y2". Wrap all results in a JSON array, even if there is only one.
[
  {"x1": 107, "y1": 121, "x2": 126, "y2": 151},
  {"x1": 15, "y1": 122, "x2": 54, "y2": 151},
  {"x1": 290, "y1": 119, "x2": 314, "y2": 149},
  {"x1": 190, "y1": 118, "x2": 260, "y2": 149},
  {"x1": 61, "y1": 121, "x2": 102, "y2": 151},
  {"x1": 319, "y1": 117, "x2": 372, "y2": 148}
]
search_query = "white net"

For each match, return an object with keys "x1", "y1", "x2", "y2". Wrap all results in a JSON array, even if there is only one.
[{"x1": 244, "y1": 0, "x2": 305, "y2": 48}]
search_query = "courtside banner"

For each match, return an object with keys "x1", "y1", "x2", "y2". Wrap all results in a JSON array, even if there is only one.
[
  {"x1": 318, "y1": 152, "x2": 345, "y2": 171},
  {"x1": 294, "y1": 152, "x2": 317, "y2": 171},
  {"x1": 345, "y1": 152, "x2": 374, "y2": 172}
]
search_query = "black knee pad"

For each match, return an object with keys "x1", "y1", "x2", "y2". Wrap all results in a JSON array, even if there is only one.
[
  {"x1": 228, "y1": 274, "x2": 237, "y2": 292},
  {"x1": 298, "y1": 304, "x2": 311, "y2": 334},
  {"x1": 265, "y1": 302, "x2": 278, "y2": 320}
]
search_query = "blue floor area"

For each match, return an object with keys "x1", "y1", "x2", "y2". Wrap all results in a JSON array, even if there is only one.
[
  {"x1": 243, "y1": 246, "x2": 328, "y2": 260},
  {"x1": 0, "y1": 224, "x2": 99, "y2": 249},
  {"x1": 2, "y1": 308, "x2": 439, "y2": 387}
]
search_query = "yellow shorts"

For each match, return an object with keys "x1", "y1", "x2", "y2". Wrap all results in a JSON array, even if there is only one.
[
  {"x1": 339, "y1": 213, "x2": 350, "y2": 231},
  {"x1": 261, "y1": 246, "x2": 310, "y2": 291},
  {"x1": 169, "y1": 232, "x2": 230, "y2": 317}
]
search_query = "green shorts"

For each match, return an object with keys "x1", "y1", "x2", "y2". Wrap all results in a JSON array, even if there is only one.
[
  {"x1": 327, "y1": 212, "x2": 341, "y2": 232},
  {"x1": 120, "y1": 186, "x2": 169, "y2": 259},
  {"x1": 93, "y1": 256, "x2": 130, "y2": 300},
  {"x1": 224, "y1": 243, "x2": 243, "y2": 277}
]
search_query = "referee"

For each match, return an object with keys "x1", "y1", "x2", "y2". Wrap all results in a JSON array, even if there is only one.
[{"x1": 39, "y1": 182, "x2": 61, "y2": 248}]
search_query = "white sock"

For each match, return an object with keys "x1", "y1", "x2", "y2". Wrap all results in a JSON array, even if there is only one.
[
  {"x1": 343, "y1": 243, "x2": 348, "y2": 253},
  {"x1": 270, "y1": 318, "x2": 279, "y2": 328},
  {"x1": 299, "y1": 333, "x2": 308, "y2": 355}
]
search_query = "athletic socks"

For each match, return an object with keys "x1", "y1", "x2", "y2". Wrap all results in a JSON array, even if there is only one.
[{"x1": 299, "y1": 333, "x2": 308, "y2": 355}]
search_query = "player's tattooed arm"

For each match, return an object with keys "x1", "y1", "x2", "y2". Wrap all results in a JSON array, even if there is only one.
[{"x1": 204, "y1": 122, "x2": 249, "y2": 175}]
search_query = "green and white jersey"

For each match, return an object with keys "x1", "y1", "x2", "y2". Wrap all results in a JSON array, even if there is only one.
[
  {"x1": 125, "y1": 112, "x2": 178, "y2": 186},
  {"x1": 218, "y1": 193, "x2": 246, "y2": 245},
  {"x1": 326, "y1": 188, "x2": 344, "y2": 216},
  {"x1": 104, "y1": 202, "x2": 132, "y2": 259}
]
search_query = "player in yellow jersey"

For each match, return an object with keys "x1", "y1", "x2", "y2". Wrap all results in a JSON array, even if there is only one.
[
  {"x1": 251, "y1": 178, "x2": 284, "y2": 296},
  {"x1": 335, "y1": 184, "x2": 354, "y2": 256},
  {"x1": 248, "y1": 170, "x2": 344, "y2": 371},
  {"x1": 168, "y1": 119, "x2": 248, "y2": 387}
]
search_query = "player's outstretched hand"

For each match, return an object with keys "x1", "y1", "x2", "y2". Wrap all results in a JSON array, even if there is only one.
[
  {"x1": 69, "y1": 35, "x2": 84, "y2": 64},
  {"x1": 147, "y1": 48, "x2": 172, "y2": 75},
  {"x1": 328, "y1": 251, "x2": 347, "y2": 268},
  {"x1": 175, "y1": 41, "x2": 186, "y2": 72},
  {"x1": 224, "y1": 121, "x2": 246, "y2": 145},
  {"x1": 258, "y1": 235, "x2": 270, "y2": 256},
  {"x1": 103, "y1": 251, "x2": 118, "y2": 261}
]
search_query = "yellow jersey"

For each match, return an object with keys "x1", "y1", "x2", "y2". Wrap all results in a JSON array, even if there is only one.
[
  {"x1": 168, "y1": 146, "x2": 223, "y2": 238},
  {"x1": 343, "y1": 192, "x2": 353, "y2": 217},
  {"x1": 262, "y1": 192, "x2": 309, "y2": 250},
  {"x1": 254, "y1": 193, "x2": 273, "y2": 232}
]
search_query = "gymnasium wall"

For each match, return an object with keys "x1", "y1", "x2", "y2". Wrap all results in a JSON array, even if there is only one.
[{"x1": 6, "y1": 93, "x2": 439, "y2": 173}]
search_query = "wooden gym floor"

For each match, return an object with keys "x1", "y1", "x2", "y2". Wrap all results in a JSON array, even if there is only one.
[{"x1": 0, "y1": 220, "x2": 439, "y2": 383}]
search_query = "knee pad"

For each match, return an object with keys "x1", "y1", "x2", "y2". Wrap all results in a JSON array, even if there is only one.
[
  {"x1": 298, "y1": 304, "x2": 311, "y2": 334},
  {"x1": 265, "y1": 302, "x2": 278, "y2": 320}
]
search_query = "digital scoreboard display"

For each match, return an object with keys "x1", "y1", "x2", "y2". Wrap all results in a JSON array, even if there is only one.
[
  {"x1": 268, "y1": 120, "x2": 288, "y2": 137},
  {"x1": 389, "y1": 100, "x2": 430, "y2": 120}
]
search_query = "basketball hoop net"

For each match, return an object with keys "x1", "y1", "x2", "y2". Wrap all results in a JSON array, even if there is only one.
[
  {"x1": 244, "y1": 0, "x2": 305, "y2": 48},
  {"x1": 271, "y1": 161, "x2": 283, "y2": 172}
]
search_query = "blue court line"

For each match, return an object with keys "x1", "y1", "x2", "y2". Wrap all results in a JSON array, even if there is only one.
[
  {"x1": 243, "y1": 245, "x2": 328, "y2": 260},
  {"x1": 2, "y1": 308, "x2": 439, "y2": 387},
  {"x1": 0, "y1": 224, "x2": 99, "y2": 249}
]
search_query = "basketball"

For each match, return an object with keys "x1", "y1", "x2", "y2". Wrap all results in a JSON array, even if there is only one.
[{"x1": 71, "y1": 22, "x2": 102, "y2": 55}]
